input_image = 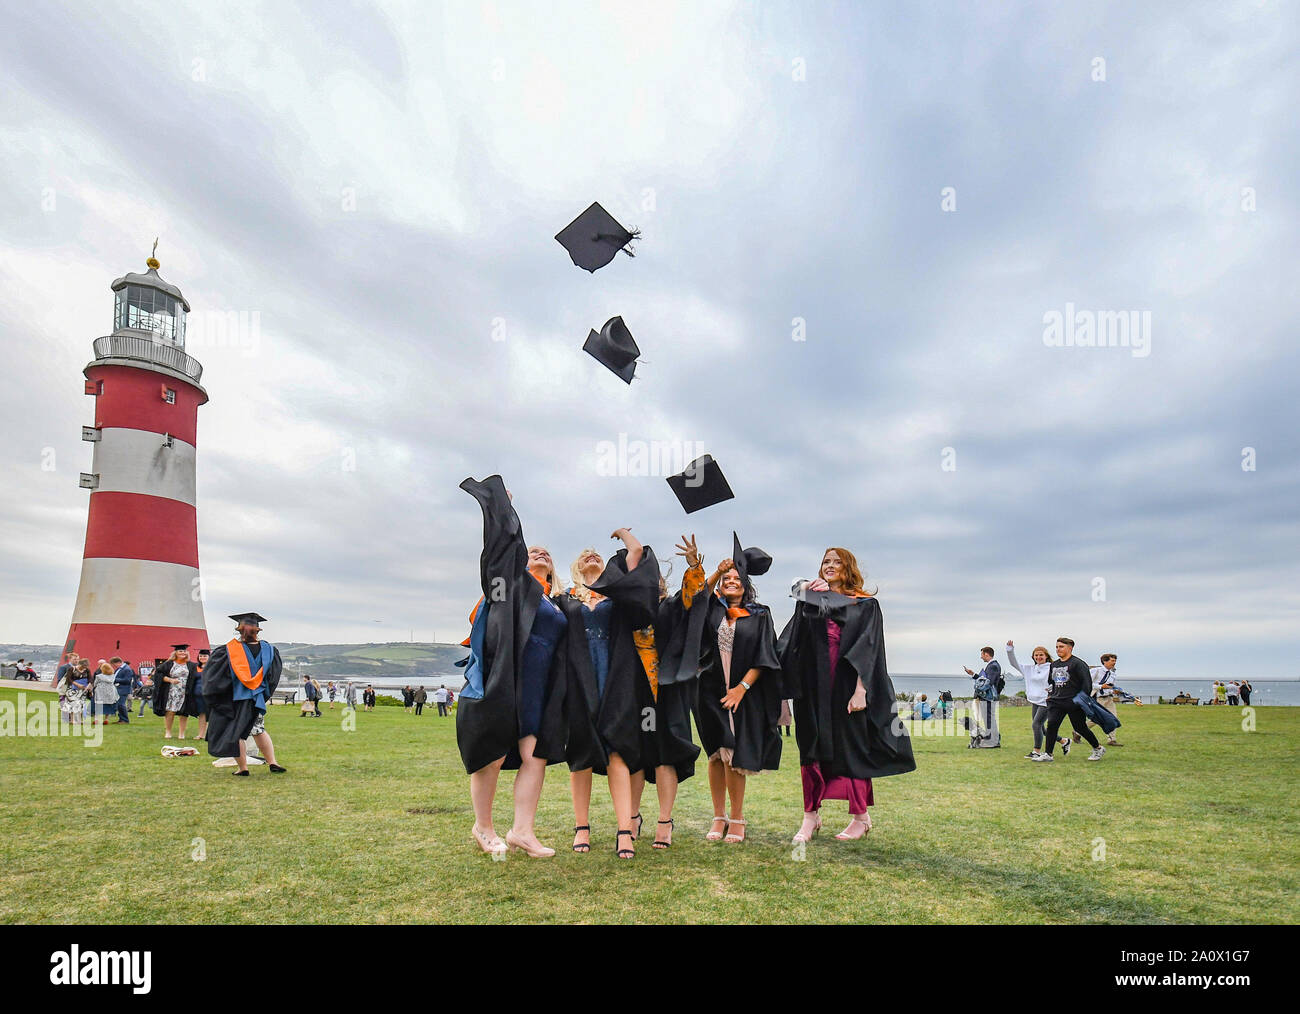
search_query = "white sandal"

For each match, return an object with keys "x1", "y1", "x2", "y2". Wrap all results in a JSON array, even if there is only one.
[
  {"x1": 723, "y1": 817, "x2": 747, "y2": 843},
  {"x1": 793, "y1": 812, "x2": 822, "y2": 844},
  {"x1": 706, "y1": 814, "x2": 729, "y2": 842}
]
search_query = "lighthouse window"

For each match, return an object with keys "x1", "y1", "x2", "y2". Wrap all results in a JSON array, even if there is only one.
[
  {"x1": 115, "y1": 286, "x2": 180, "y2": 344},
  {"x1": 164, "y1": 388, "x2": 176, "y2": 405}
]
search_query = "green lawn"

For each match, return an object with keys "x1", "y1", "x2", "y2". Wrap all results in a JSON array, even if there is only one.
[{"x1": 1, "y1": 688, "x2": 1295, "y2": 924}]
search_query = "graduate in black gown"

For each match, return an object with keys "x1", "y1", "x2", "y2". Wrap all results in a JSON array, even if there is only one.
[
  {"x1": 152, "y1": 645, "x2": 200, "y2": 739},
  {"x1": 779, "y1": 547, "x2": 915, "y2": 843},
  {"x1": 627, "y1": 535, "x2": 708, "y2": 849},
  {"x1": 694, "y1": 533, "x2": 783, "y2": 843},
  {"x1": 202, "y1": 613, "x2": 286, "y2": 775},
  {"x1": 558, "y1": 531, "x2": 659, "y2": 859},
  {"x1": 456, "y1": 476, "x2": 569, "y2": 857}
]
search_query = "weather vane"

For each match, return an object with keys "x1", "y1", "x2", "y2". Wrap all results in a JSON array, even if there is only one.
[{"x1": 147, "y1": 237, "x2": 160, "y2": 270}]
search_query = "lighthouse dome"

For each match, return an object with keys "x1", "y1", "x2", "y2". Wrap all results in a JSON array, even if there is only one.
[{"x1": 111, "y1": 260, "x2": 190, "y2": 347}]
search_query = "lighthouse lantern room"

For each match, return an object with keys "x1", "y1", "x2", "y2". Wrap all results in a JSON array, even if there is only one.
[{"x1": 64, "y1": 247, "x2": 210, "y2": 667}]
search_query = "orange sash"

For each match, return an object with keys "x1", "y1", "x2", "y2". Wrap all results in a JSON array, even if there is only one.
[{"x1": 226, "y1": 637, "x2": 264, "y2": 690}]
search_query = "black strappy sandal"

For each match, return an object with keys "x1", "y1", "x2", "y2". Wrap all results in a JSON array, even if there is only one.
[
  {"x1": 572, "y1": 825, "x2": 591, "y2": 853},
  {"x1": 632, "y1": 812, "x2": 643, "y2": 840},
  {"x1": 653, "y1": 818, "x2": 674, "y2": 849},
  {"x1": 615, "y1": 829, "x2": 635, "y2": 859}
]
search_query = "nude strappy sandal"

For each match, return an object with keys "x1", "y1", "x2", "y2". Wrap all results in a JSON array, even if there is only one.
[
  {"x1": 724, "y1": 817, "x2": 747, "y2": 843},
  {"x1": 706, "y1": 815, "x2": 729, "y2": 841}
]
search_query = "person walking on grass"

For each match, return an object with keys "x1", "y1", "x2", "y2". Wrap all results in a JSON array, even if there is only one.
[
  {"x1": 363, "y1": 685, "x2": 376, "y2": 711},
  {"x1": 414, "y1": 685, "x2": 427, "y2": 716},
  {"x1": 403, "y1": 685, "x2": 414, "y2": 712},
  {"x1": 1225, "y1": 680, "x2": 1241, "y2": 706},
  {"x1": 1032, "y1": 637, "x2": 1104, "y2": 762},
  {"x1": 328, "y1": 681, "x2": 337, "y2": 710},
  {"x1": 1005, "y1": 640, "x2": 1058, "y2": 759},
  {"x1": 111, "y1": 656, "x2": 136, "y2": 724},
  {"x1": 434, "y1": 684, "x2": 450, "y2": 716},
  {"x1": 1088, "y1": 654, "x2": 1123, "y2": 747},
  {"x1": 202, "y1": 612, "x2": 287, "y2": 775},
  {"x1": 1239, "y1": 679, "x2": 1253, "y2": 705}
]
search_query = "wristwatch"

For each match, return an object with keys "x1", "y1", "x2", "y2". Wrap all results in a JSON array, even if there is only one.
[{"x1": 739, "y1": 680, "x2": 751, "y2": 691}]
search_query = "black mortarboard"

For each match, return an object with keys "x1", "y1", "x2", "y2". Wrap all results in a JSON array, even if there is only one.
[
  {"x1": 583, "y1": 316, "x2": 640, "y2": 384},
  {"x1": 170, "y1": 643, "x2": 190, "y2": 651},
  {"x1": 731, "y1": 531, "x2": 772, "y2": 591},
  {"x1": 197, "y1": 648, "x2": 211, "y2": 656},
  {"x1": 665, "y1": 454, "x2": 734, "y2": 514},
  {"x1": 555, "y1": 202, "x2": 639, "y2": 272},
  {"x1": 229, "y1": 612, "x2": 267, "y2": 625}
]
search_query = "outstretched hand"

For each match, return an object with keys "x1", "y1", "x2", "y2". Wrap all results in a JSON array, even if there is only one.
[{"x1": 674, "y1": 534, "x2": 701, "y2": 568}]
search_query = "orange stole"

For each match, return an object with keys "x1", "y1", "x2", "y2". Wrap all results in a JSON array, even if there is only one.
[
  {"x1": 226, "y1": 637, "x2": 264, "y2": 690},
  {"x1": 633, "y1": 629, "x2": 659, "y2": 699}
]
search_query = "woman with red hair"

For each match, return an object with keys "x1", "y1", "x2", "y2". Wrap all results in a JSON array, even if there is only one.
[{"x1": 779, "y1": 548, "x2": 915, "y2": 843}]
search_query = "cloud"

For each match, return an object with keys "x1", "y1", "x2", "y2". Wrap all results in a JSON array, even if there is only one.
[{"x1": 0, "y1": 0, "x2": 1296, "y2": 677}]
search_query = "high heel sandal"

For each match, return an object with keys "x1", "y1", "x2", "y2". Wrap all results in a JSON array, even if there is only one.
[
  {"x1": 572, "y1": 825, "x2": 591, "y2": 853},
  {"x1": 653, "y1": 818, "x2": 674, "y2": 849},
  {"x1": 631, "y1": 812, "x2": 643, "y2": 840},
  {"x1": 471, "y1": 825, "x2": 506, "y2": 855},
  {"x1": 723, "y1": 817, "x2": 747, "y2": 843},
  {"x1": 505, "y1": 829, "x2": 555, "y2": 858},
  {"x1": 835, "y1": 814, "x2": 872, "y2": 840},
  {"x1": 792, "y1": 812, "x2": 822, "y2": 844},
  {"x1": 706, "y1": 815, "x2": 729, "y2": 842},
  {"x1": 615, "y1": 829, "x2": 635, "y2": 859}
]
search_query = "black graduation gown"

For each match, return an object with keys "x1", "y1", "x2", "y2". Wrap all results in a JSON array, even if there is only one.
[
  {"x1": 560, "y1": 546, "x2": 661, "y2": 776},
  {"x1": 454, "y1": 476, "x2": 567, "y2": 774},
  {"x1": 202, "y1": 642, "x2": 283, "y2": 758},
  {"x1": 641, "y1": 581, "x2": 703, "y2": 783},
  {"x1": 694, "y1": 597, "x2": 783, "y2": 773},
  {"x1": 151, "y1": 661, "x2": 200, "y2": 717},
  {"x1": 778, "y1": 596, "x2": 916, "y2": 780}
]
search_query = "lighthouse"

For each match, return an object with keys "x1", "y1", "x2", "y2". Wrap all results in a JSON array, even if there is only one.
[{"x1": 64, "y1": 248, "x2": 210, "y2": 666}]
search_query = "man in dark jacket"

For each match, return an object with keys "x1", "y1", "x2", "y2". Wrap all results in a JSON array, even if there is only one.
[
  {"x1": 964, "y1": 647, "x2": 1002, "y2": 737},
  {"x1": 1033, "y1": 637, "x2": 1104, "y2": 762},
  {"x1": 110, "y1": 656, "x2": 137, "y2": 724}
]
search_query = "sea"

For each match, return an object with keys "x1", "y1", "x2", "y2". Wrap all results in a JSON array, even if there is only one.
[{"x1": 305, "y1": 673, "x2": 1300, "y2": 706}]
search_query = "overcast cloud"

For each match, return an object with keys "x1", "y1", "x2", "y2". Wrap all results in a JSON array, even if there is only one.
[{"x1": 1, "y1": 0, "x2": 1296, "y2": 676}]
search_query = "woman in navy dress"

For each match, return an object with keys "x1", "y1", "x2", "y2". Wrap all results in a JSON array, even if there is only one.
[
  {"x1": 559, "y1": 531, "x2": 659, "y2": 859},
  {"x1": 457, "y1": 477, "x2": 569, "y2": 858}
]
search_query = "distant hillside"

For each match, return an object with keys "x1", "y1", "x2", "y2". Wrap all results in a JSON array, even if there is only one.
[{"x1": 2, "y1": 641, "x2": 467, "y2": 680}]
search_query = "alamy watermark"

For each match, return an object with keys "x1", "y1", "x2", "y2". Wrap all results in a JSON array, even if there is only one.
[{"x1": 1043, "y1": 303, "x2": 1151, "y2": 358}]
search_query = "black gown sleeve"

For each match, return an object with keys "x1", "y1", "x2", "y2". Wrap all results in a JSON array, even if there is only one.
[
  {"x1": 588, "y1": 546, "x2": 661, "y2": 628},
  {"x1": 459, "y1": 475, "x2": 528, "y2": 601}
]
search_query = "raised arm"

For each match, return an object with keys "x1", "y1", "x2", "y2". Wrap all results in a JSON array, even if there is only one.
[
  {"x1": 1005, "y1": 641, "x2": 1027, "y2": 679},
  {"x1": 611, "y1": 527, "x2": 643, "y2": 570}
]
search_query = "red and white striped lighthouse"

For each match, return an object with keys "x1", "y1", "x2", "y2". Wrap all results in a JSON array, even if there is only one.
[{"x1": 64, "y1": 249, "x2": 210, "y2": 666}]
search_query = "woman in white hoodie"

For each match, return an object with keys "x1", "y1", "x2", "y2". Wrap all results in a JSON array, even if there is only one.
[{"x1": 1005, "y1": 640, "x2": 1057, "y2": 759}]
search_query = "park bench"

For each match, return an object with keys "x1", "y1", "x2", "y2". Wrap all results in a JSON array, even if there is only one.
[{"x1": 1171, "y1": 694, "x2": 1198, "y2": 705}]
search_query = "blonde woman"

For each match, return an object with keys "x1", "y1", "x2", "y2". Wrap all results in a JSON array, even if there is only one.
[
  {"x1": 1005, "y1": 640, "x2": 1054, "y2": 758},
  {"x1": 559, "y1": 530, "x2": 659, "y2": 859},
  {"x1": 457, "y1": 477, "x2": 570, "y2": 857}
]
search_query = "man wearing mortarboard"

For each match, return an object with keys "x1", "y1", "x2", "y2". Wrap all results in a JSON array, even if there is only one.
[{"x1": 202, "y1": 613, "x2": 287, "y2": 775}]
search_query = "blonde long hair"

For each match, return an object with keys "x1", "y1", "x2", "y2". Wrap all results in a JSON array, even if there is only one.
[
  {"x1": 569, "y1": 547, "x2": 602, "y2": 605},
  {"x1": 528, "y1": 545, "x2": 561, "y2": 596}
]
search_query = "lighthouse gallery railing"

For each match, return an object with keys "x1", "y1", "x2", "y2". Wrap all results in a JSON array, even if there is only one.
[{"x1": 93, "y1": 334, "x2": 204, "y2": 383}]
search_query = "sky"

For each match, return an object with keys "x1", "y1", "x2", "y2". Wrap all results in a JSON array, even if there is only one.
[{"x1": 1, "y1": 0, "x2": 1296, "y2": 677}]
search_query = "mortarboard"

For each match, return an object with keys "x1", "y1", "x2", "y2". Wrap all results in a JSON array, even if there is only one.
[
  {"x1": 730, "y1": 531, "x2": 772, "y2": 592},
  {"x1": 665, "y1": 454, "x2": 734, "y2": 514},
  {"x1": 229, "y1": 612, "x2": 267, "y2": 625},
  {"x1": 170, "y1": 643, "x2": 190, "y2": 651},
  {"x1": 555, "y1": 202, "x2": 639, "y2": 272},
  {"x1": 583, "y1": 316, "x2": 640, "y2": 384}
]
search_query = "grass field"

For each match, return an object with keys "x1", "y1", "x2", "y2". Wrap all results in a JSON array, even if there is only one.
[{"x1": 1, "y1": 687, "x2": 1296, "y2": 924}]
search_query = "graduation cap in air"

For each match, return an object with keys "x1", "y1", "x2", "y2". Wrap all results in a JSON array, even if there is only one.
[
  {"x1": 665, "y1": 454, "x2": 734, "y2": 514},
  {"x1": 555, "y1": 202, "x2": 640, "y2": 272},
  {"x1": 583, "y1": 316, "x2": 641, "y2": 384},
  {"x1": 229, "y1": 612, "x2": 267, "y2": 626},
  {"x1": 730, "y1": 531, "x2": 772, "y2": 591}
]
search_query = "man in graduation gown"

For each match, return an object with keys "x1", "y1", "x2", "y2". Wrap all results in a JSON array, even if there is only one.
[{"x1": 203, "y1": 612, "x2": 287, "y2": 775}]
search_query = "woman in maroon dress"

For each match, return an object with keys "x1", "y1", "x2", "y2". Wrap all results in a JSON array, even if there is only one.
[{"x1": 779, "y1": 548, "x2": 915, "y2": 843}]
